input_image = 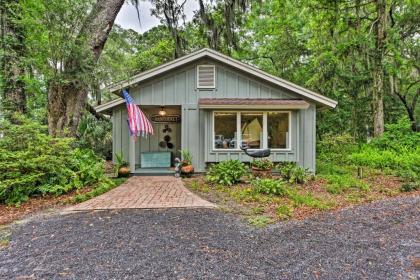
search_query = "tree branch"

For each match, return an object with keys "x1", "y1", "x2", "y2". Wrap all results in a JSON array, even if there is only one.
[{"x1": 86, "y1": 103, "x2": 109, "y2": 121}]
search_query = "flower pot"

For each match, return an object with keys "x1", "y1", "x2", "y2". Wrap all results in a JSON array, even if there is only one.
[
  {"x1": 118, "y1": 166, "x2": 130, "y2": 177},
  {"x1": 251, "y1": 166, "x2": 272, "y2": 178},
  {"x1": 180, "y1": 165, "x2": 194, "y2": 178}
]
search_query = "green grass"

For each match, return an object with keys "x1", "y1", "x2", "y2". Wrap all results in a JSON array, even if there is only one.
[
  {"x1": 276, "y1": 205, "x2": 293, "y2": 219},
  {"x1": 286, "y1": 190, "x2": 332, "y2": 210},
  {"x1": 189, "y1": 180, "x2": 210, "y2": 193},
  {"x1": 0, "y1": 226, "x2": 11, "y2": 250},
  {"x1": 322, "y1": 174, "x2": 370, "y2": 194},
  {"x1": 247, "y1": 215, "x2": 274, "y2": 228}
]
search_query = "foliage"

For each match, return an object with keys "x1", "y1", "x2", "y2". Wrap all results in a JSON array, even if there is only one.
[
  {"x1": 251, "y1": 159, "x2": 274, "y2": 170},
  {"x1": 0, "y1": 119, "x2": 109, "y2": 205},
  {"x1": 71, "y1": 177, "x2": 127, "y2": 203},
  {"x1": 77, "y1": 114, "x2": 112, "y2": 159},
  {"x1": 286, "y1": 190, "x2": 330, "y2": 210},
  {"x1": 276, "y1": 205, "x2": 293, "y2": 219},
  {"x1": 349, "y1": 117, "x2": 420, "y2": 178},
  {"x1": 276, "y1": 162, "x2": 296, "y2": 179},
  {"x1": 179, "y1": 149, "x2": 193, "y2": 166},
  {"x1": 276, "y1": 163, "x2": 310, "y2": 184},
  {"x1": 322, "y1": 174, "x2": 370, "y2": 194},
  {"x1": 289, "y1": 166, "x2": 310, "y2": 184},
  {"x1": 251, "y1": 179, "x2": 287, "y2": 196},
  {"x1": 400, "y1": 182, "x2": 419, "y2": 193},
  {"x1": 369, "y1": 117, "x2": 420, "y2": 151},
  {"x1": 114, "y1": 152, "x2": 129, "y2": 177},
  {"x1": 206, "y1": 160, "x2": 248, "y2": 186},
  {"x1": 317, "y1": 133, "x2": 358, "y2": 164}
]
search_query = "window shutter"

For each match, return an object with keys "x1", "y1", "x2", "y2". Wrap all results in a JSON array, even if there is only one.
[{"x1": 197, "y1": 65, "x2": 216, "y2": 88}]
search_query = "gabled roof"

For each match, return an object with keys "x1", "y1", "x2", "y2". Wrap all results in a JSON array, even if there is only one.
[{"x1": 104, "y1": 48, "x2": 337, "y2": 109}]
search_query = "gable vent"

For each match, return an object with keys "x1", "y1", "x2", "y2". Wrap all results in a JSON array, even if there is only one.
[{"x1": 197, "y1": 65, "x2": 216, "y2": 89}]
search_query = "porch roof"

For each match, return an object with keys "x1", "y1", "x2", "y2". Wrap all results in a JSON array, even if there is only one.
[{"x1": 198, "y1": 98, "x2": 310, "y2": 109}]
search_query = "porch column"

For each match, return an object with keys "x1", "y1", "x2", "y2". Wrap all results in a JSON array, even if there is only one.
[{"x1": 129, "y1": 136, "x2": 136, "y2": 172}]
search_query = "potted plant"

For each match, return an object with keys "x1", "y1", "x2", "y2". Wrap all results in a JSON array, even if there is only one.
[
  {"x1": 251, "y1": 158, "x2": 274, "y2": 178},
  {"x1": 179, "y1": 149, "x2": 194, "y2": 177},
  {"x1": 115, "y1": 153, "x2": 130, "y2": 177}
]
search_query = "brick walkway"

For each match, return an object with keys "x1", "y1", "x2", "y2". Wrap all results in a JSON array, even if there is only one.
[{"x1": 67, "y1": 176, "x2": 215, "y2": 211}]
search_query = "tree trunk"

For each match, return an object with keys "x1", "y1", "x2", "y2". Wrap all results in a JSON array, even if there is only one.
[
  {"x1": 47, "y1": 0, "x2": 124, "y2": 136},
  {"x1": 372, "y1": 0, "x2": 387, "y2": 136},
  {"x1": 0, "y1": 0, "x2": 27, "y2": 121}
]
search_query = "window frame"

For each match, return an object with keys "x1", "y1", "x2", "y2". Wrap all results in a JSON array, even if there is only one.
[{"x1": 212, "y1": 111, "x2": 292, "y2": 152}]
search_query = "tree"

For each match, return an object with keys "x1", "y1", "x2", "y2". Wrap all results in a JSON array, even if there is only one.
[
  {"x1": 0, "y1": 0, "x2": 27, "y2": 121},
  {"x1": 46, "y1": 0, "x2": 125, "y2": 137},
  {"x1": 371, "y1": 0, "x2": 387, "y2": 136},
  {"x1": 151, "y1": 0, "x2": 187, "y2": 58}
]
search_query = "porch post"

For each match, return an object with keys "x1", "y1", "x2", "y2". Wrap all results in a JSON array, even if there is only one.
[{"x1": 129, "y1": 136, "x2": 135, "y2": 172}]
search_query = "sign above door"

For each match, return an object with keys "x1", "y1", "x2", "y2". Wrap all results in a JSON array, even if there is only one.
[{"x1": 151, "y1": 114, "x2": 181, "y2": 123}]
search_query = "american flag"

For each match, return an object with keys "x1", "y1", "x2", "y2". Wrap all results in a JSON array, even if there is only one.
[{"x1": 122, "y1": 89, "x2": 154, "y2": 137}]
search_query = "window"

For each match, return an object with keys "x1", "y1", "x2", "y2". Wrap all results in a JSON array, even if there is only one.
[
  {"x1": 214, "y1": 112, "x2": 237, "y2": 149},
  {"x1": 197, "y1": 65, "x2": 216, "y2": 88},
  {"x1": 241, "y1": 113, "x2": 263, "y2": 149},
  {"x1": 213, "y1": 111, "x2": 290, "y2": 150},
  {"x1": 267, "y1": 112, "x2": 289, "y2": 149}
]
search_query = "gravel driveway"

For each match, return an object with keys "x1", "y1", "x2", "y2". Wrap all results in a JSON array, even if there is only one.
[{"x1": 1, "y1": 195, "x2": 419, "y2": 279}]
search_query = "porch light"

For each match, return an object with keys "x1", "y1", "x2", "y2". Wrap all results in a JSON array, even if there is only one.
[{"x1": 159, "y1": 106, "x2": 167, "y2": 116}]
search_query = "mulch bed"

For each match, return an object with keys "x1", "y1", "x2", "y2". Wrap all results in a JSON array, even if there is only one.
[
  {"x1": 0, "y1": 187, "x2": 95, "y2": 226},
  {"x1": 184, "y1": 174, "x2": 420, "y2": 222}
]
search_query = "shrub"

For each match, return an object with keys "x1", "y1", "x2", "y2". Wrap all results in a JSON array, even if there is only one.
[
  {"x1": 251, "y1": 159, "x2": 274, "y2": 170},
  {"x1": 349, "y1": 117, "x2": 419, "y2": 178},
  {"x1": 370, "y1": 116, "x2": 419, "y2": 152},
  {"x1": 251, "y1": 178, "x2": 288, "y2": 196},
  {"x1": 349, "y1": 146, "x2": 420, "y2": 173},
  {"x1": 77, "y1": 114, "x2": 112, "y2": 159},
  {"x1": 289, "y1": 166, "x2": 310, "y2": 184},
  {"x1": 317, "y1": 133, "x2": 357, "y2": 164},
  {"x1": 276, "y1": 162, "x2": 296, "y2": 179},
  {"x1": 206, "y1": 160, "x2": 248, "y2": 186},
  {"x1": 400, "y1": 182, "x2": 419, "y2": 192},
  {"x1": 0, "y1": 119, "x2": 110, "y2": 205},
  {"x1": 276, "y1": 163, "x2": 310, "y2": 184}
]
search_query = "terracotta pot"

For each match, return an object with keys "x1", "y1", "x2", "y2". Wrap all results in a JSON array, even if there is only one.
[
  {"x1": 180, "y1": 165, "x2": 194, "y2": 178},
  {"x1": 118, "y1": 166, "x2": 130, "y2": 177},
  {"x1": 251, "y1": 166, "x2": 272, "y2": 178}
]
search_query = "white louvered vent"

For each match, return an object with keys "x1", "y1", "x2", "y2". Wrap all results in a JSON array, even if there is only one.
[{"x1": 197, "y1": 65, "x2": 216, "y2": 89}]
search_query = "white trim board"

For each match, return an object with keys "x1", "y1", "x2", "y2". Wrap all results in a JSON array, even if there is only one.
[
  {"x1": 106, "y1": 48, "x2": 337, "y2": 109},
  {"x1": 95, "y1": 98, "x2": 125, "y2": 113}
]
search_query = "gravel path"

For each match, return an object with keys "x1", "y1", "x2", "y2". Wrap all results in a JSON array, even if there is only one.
[{"x1": 1, "y1": 195, "x2": 419, "y2": 279}]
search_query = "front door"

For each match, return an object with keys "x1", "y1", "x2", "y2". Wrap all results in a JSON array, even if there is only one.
[{"x1": 138, "y1": 107, "x2": 181, "y2": 167}]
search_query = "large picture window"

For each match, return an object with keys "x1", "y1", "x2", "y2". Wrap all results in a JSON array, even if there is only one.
[
  {"x1": 214, "y1": 112, "x2": 237, "y2": 149},
  {"x1": 213, "y1": 111, "x2": 290, "y2": 150},
  {"x1": 267, "y1": 112, "x2": 289, "y2": 149},
  {"x1": 241, "y1": 113, "x2": 263, "y2": 149}
]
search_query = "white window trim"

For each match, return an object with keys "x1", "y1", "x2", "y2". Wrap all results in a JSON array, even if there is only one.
[
  {"x1": 197, "y1": 65, "x2": 216, "y2": 89},
  {"x1": 212, "y1": 111, "x2": 292, "y2": 152}
]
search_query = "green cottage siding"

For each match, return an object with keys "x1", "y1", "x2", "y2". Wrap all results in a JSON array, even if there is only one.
[
  {"x1": 111, "y1": 60, "x2": 316, "y2": 172},
  {"x1": 105, "y1": 49, "x2": 337, "y2": 173}
]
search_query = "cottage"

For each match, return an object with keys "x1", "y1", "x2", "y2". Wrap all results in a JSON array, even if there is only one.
[{"x1": 96, "y1": 48, "x2": 337, "y2": 174}]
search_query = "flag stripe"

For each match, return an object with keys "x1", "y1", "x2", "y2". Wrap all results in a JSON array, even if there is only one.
[{"x1": 122, "y1": 89, "x2": 154, "y2": 137}]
